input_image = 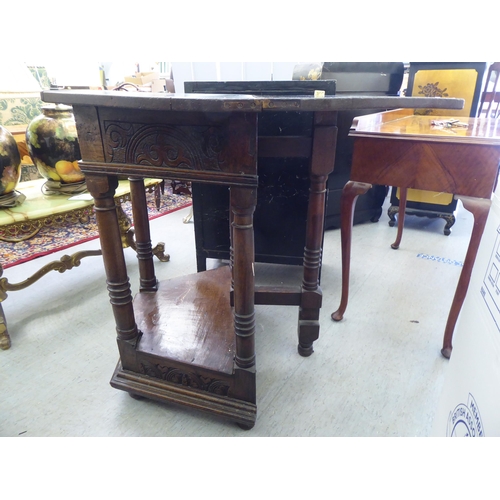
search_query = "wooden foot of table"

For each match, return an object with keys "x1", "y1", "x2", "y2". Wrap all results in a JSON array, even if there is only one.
[
  {"x1": 297, "y1": 338, "x2": 315, "y2": 357},
  {"x1": 441, "y1": 346, "x2": 453, "y2": 359}
]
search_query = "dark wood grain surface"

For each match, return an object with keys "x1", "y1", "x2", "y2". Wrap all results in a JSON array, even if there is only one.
[
  {"x1": 41, "y1": 89, "x2": 465, "y2": 113},
  {"x1": 135, "y1": 266, "x2": 235, "y2": 374}
]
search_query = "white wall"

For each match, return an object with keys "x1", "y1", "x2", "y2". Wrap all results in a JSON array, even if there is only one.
[{"x1": 171, "y1": 62, "x2": 298, "y2": 93}]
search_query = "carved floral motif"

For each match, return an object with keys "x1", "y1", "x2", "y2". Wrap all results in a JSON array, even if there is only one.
[
  {"x1": 140, "y1": 362, "x2": 231, "y2": 396},
  {"x1": 104, "y1": 122, "x2": 226, "y2": 171}
]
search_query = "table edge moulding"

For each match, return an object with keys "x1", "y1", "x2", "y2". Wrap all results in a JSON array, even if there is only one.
[
  {"x1": 38, "y1": 89, "x2": 464, "y2": 428},
  {"x1": 331, "y1": 109, "x2": 500, "y2": 360}
]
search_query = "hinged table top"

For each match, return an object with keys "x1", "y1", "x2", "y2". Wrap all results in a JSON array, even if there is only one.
[{"x1": 40, "y1": 90, "x2": 465, "y2": 113}]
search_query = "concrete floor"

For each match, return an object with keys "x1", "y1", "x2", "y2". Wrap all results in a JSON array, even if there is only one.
[{"x1": 1, "y1": 196, "x2": 474, "y2": 437}]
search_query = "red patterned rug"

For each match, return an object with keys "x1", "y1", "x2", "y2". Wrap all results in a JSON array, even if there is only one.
[{"x1": 1, "y1": 186, "x2": 191, "y2": 269}]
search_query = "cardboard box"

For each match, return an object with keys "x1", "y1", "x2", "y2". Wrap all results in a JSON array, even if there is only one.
[
  {"x1": 124, "y1": 72, "x2": 160, "y2": 86},
  {"x1": 432, "y1": 192, "x2": 500, "y2": 436},
  {"x1": 122, "y1": 72, "x2": 167, "y2": 93}
]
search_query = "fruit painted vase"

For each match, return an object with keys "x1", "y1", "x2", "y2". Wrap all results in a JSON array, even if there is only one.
[
  {"x1": 26, "y1": 104, "x2": 84, "y2": 185},
  {"x1": 0, "y1": 125, "x2": 22, "y2": 197}
]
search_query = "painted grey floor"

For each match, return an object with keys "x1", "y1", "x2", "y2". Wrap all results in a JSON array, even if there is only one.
[{"x1": 1, "y1": 196, "x2": 474, "y2": 436}]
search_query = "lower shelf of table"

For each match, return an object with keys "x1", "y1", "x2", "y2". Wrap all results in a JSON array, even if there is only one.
[
  {"x1": 113, "y1": 265, "x2": 256, "y2": 427},
  {"x1": 134, "y1": 265, "x2": 236, "y2": 375}
]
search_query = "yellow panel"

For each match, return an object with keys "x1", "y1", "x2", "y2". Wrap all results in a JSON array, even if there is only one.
[
  {"x1": 406, "y1": 68, "x2": 478, "y2": 205},
  {"x1": 411, "y1": 69, "x2": 478, "y2": 117},
  {"x1": 396, "y1": 187, "x2": 453, "y2": 205}
]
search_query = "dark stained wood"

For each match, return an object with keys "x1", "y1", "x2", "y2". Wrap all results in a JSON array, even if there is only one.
[
  {"x1": 185, "y1": 79, "x2": 338, "y2": 96},
  {"x1": 128, "y1": 177, "x2": 158, "y2": 292},
  {"x1": 41, "y1": 89, "x2": 465, "y2": 113},
  {"x1": 331, "y1": 109, "x2": 500, "y2": 359},
  {"x1": 257, "y1": 136, "x2": 312, "y2": 157},
  {"x1": 135, "y1": 266, "x2": 235, "y2": 373},
  {"x1": 72, "y1": 105, "x2": 106, "y2": 162}
]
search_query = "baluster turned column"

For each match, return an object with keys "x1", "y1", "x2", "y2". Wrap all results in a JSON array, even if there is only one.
[
  {"x1": 230, "y1": 186, "x2": 257, "y2": 371},
  {"x1": 86, "y1": 174, "x2": 140, "y2": 367},
  {"x1": 128, "y1": 177, "x2": 157, "y2": 292},
  {"x1": 298, "y1": 111, "x2": 338, "y2": 356}
]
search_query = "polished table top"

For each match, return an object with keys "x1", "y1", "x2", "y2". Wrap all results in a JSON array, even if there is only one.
[{"x1": 350, "y1": 108, "x2": 500, "y2": 144}]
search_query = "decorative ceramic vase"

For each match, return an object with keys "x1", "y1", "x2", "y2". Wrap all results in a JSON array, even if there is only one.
[
  {"x1": 0, "y1": 125, "x2": 22, "y2": 197},
  {"x1": 26, "y1": 104, "x2": 84, "y2": 184}
]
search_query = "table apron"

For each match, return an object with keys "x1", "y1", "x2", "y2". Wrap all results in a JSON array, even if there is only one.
[
  {"x1": 79, "y1": 161, "x2": 258, "y2": 188},
  {"x1": 350, "y1": 136, "x2": 500, "y2": 199}
]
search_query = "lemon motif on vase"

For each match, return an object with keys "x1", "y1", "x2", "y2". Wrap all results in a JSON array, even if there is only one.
[
  {"x1": 26, "y1": 104, "x2": 84, "y2": 184},
  {"x1": 0, "y1": 125, "x2": 22, "y2": 197}
]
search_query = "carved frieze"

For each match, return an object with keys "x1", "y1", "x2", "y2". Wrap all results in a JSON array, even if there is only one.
[
  {"x1": 140, "y1": 361, "x2": 231, "y2": 396},
  {"x1": 104, "y1": 121, "x2": 226, "y2": 172}
]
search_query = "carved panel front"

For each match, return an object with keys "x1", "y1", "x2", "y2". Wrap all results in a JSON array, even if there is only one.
[
  {"x1": 104, "y1": 122, "x2": 226, "y2": 172},
  {"x1": 140, "y1": 361, "x2": 232, "y2": 396}
]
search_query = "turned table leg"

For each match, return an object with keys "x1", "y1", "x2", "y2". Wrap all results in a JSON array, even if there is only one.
[
  {"x1": 231, "y1": 186, "x2": 257, "y2": 371},
  {"x1": 129, "y1": 177, "x2": 158, "y2": 292},
  {"x1": 441, "y1": 195, "x2": 491, "y2": 358},
  {"x1": 298, "y1": 114, "x2": 337, "y2": 356},
  {"x1": 86, "y1": 174, "x2": 141, "y2": 367},
  {"x1": 230, "y1": 185, "x2": 257, "y2": 425},
  {"x1": 331, "y1": 181, "x2": 372, "y2": 322},
  {"x1": 298, "y1": 172, "x2": 328, "y2": 357}
]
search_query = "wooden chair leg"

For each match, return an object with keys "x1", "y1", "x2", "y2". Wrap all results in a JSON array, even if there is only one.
[
  {"x1": 331, "y1": 181, "x2": 372, "y2": 322},
  {"x1": 391, "y1": 187, "x2": 407, "y2": 250},
  {"x1": 441, "y1": 196, "x2": 491, "y2": 358}
]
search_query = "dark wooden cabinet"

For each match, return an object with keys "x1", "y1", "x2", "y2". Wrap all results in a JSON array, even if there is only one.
[
  {"x1": 185, "y1": 80, "x2": 336, "y2": 271},
  {"x1": 186, "y1": 67, "x2": 406, "y2": 271}
]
